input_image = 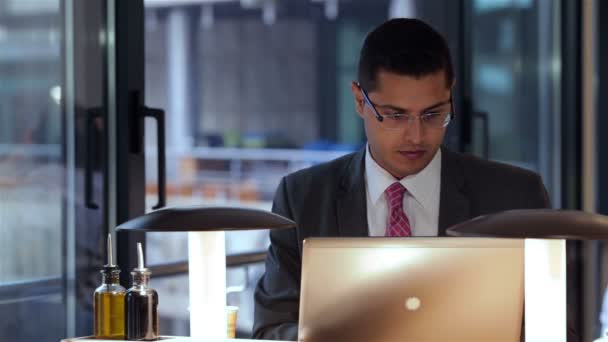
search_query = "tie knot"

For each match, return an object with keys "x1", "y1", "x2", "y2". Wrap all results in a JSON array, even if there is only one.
[{"x1": 385, "y1": 182, "x2": 406, "y2": 208}]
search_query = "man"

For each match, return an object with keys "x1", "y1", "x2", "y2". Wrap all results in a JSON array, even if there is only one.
[{"x1": 252, "y1": 18, "x2": 549, "y2": 340}]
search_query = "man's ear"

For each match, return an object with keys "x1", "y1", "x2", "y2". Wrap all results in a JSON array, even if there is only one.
[{"x1": 350, "y1": 81, "x2": 365, "y2": 118}]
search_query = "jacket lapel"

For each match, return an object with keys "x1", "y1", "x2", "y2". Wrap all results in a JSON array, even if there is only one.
[
  {"x1": 438, "y1": 147, "x2": 471, "y2": 236},
  {"x1": 336, "y1": 147, "x2": 369, "y2": 237}
]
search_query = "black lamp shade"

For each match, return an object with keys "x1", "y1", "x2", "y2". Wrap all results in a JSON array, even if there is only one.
[
  {"x1": 116, "y1": 206, "x2": 296, "y2": 232},
  {"x1": 446, "y1": 209, "x2": 608, "y2": 240}
]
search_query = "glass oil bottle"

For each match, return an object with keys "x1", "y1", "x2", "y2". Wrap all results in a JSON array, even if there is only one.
[
  {"x1": 93, "y1": 234, "x2": 126, "y2": 339},
  {"x1": 126, "y1": 242, "x2": 159, "y2": 340}
]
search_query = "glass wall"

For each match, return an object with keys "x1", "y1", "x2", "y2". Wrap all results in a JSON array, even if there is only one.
[
  {"x1": 0, "y1": 1, "x2": 66, "y2": 340},
  {"x1": 468, "y1": 0, "x2": 561, "y2": 207},
  {"x1": 0, "y1": 1, "x2": 63, "y2": 283},
  {"x1": 0, "y1": 0, "x2": 110, "y2": 340}
]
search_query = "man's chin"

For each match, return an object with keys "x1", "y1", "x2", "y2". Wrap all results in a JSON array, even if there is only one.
[{"x1": 392, "y1": 159, "x2": 432, "y2": 179}]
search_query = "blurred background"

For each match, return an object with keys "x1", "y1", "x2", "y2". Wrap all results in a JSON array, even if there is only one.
[{"x1": 0, "y1": 0, "x2": 606, "y2": 341}]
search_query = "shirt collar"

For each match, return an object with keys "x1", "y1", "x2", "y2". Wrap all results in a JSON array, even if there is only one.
[{"x1": 365, "y1": 144, "x2": 442, "y2": 210}]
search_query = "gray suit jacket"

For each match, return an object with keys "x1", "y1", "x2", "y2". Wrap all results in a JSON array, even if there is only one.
[{"x1": 252, "y1": 146, "x2": 550, "y2": 340}]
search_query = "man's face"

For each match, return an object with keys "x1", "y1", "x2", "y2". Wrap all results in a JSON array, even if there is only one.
[{"x1": 351, "y1": 70, "x2": 452, "y2": 179}]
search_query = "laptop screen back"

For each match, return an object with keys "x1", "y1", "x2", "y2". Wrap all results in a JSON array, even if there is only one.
[{"x1": 298, "y1": 237, "x2": 524, "y2": 342}]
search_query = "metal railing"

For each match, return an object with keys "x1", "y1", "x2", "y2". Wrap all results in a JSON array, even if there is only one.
[{"x1": 0, "y1": 276, "x2": 62, "y2": 305}]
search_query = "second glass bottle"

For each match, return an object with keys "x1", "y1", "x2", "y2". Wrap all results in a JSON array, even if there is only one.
[{"x1": 125, "y1": 242, "x2": 159, "y2": 340}]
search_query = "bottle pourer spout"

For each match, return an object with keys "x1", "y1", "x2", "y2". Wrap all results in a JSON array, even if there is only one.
[
  {"x1": 106, "y1": 233, "x2": 116, "y2": 267},
  {"x1": 137, "y1": 242, "x2": 145, "y2": 270}
]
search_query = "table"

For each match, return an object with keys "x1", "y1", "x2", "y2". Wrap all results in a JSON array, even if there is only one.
[{"x1": 62, "y1": 337, "x2": 283, "y2": 342}]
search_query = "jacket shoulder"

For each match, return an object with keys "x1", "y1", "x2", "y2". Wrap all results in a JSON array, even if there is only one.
[
  {"x1": 283, "y1": 150, "x2": 358, "y2": 186},
  {"x1": 444, "y1": 149, "x2": 549, "y2": 208},
  {"x1": 450, "y1": 150, "x2": 541, "y2": 181}
]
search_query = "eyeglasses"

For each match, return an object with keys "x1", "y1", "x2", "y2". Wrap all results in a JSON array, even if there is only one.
[{"x1": 357, "y1": 82, "x2": 455, "y2": 131}]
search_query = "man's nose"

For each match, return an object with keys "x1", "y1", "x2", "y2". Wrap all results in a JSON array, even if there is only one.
[{"x1": 404, "y1": 117, "x2": 423, "y2": 144}]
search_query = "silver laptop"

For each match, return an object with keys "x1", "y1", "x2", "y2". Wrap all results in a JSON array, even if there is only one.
[{"x1": 298, "y1": 237, "x2": 524, "y2": 342}]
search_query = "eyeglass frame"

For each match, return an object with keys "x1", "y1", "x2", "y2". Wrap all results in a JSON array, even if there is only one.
[{"x1": 356, "y1": 82, "x2": 455, "y2": 130}]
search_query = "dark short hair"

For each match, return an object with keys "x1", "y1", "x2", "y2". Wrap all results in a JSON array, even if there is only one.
[{"x1": 357, "y1": 18, "x2": 454, "y2": 91}]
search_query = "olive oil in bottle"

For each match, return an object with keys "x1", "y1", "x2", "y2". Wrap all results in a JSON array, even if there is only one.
[
  {"x1": 93, "y1": 234, "x2": 126, "y2": 339},
  {"x1": 126, "y1": 242, "x2": 159, "y2": 340}
]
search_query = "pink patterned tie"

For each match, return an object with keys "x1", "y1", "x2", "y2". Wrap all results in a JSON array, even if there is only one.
[{"x1": 385, "y1": 182, "x2": 412, "y2": 237}]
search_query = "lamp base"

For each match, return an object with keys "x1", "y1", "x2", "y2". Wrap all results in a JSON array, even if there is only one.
[{"x1": 188, "y1": 231, "x2": 227, "y2": 338}]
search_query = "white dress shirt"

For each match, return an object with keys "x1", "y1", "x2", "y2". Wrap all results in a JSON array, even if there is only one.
[{"x1": 364, "y1": 144, "x2": 442, "y2": 237}]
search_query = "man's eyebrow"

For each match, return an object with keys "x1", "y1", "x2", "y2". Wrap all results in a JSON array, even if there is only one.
[
  {"x1": 374, "y1": 99, "x2": 452, "y2": 113},
  {"x1": 421, "y1": 99, "x2": 452, "y2": 112}
]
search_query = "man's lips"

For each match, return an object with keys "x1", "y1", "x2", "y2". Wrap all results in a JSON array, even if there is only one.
[{"x1": 398, "y1": 150, "x2": 426, "y2": 160}]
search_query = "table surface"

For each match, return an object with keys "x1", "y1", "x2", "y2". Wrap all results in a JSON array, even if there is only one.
[{"x1": 62, "y1": 337, "x2": 283, "y2": 342}]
